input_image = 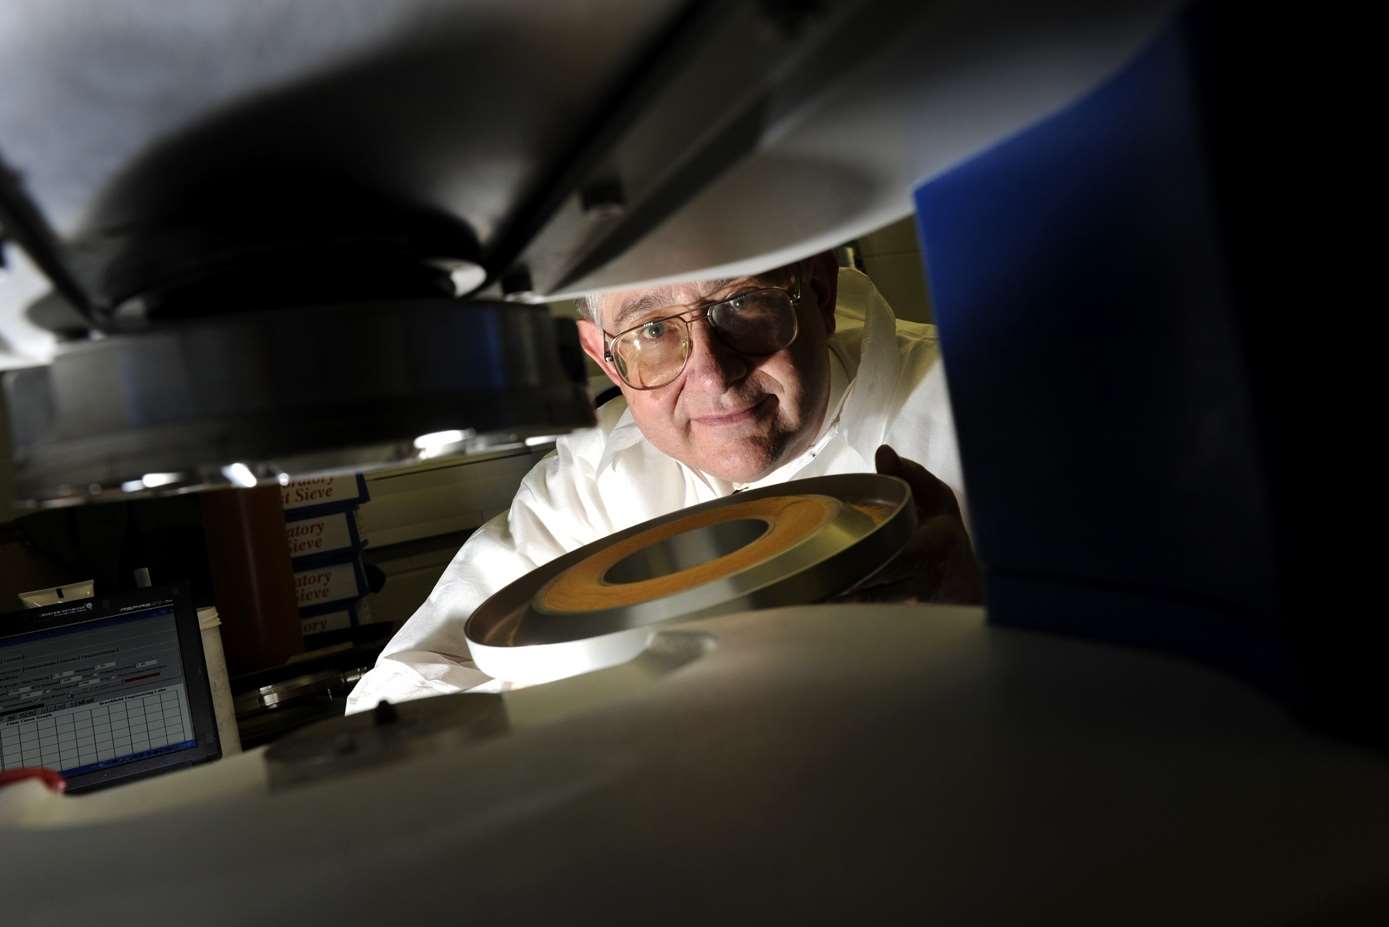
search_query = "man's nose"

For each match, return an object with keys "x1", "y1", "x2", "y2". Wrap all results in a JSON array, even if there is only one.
[{"x1": 683, "y1": 315, "x2": 749, "y2": 390}]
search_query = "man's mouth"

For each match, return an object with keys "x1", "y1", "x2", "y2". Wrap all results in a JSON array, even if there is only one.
[{"x1": 692, "y1": 395, "x2": 773, "y2": 426}]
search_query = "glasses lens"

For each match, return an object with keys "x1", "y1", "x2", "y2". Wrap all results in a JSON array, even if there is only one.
[
  {"x1": 613, "y1": 316, "x2": 690, "y2": 389},
  {"x1": 709, "y1": 290, "x2": 797, "y2": 354}
]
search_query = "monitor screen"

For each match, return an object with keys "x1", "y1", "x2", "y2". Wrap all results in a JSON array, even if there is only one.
[{"x1": 0, "y1": 585, "x2": 221, "y2": 792}]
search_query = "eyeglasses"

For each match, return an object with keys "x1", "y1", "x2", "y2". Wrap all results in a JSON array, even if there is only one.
[{"x1": 601, "y1": 274, "x2": 801, "y2": 390}]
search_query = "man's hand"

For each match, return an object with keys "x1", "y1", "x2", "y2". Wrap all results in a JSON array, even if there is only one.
[{"x1": 840, "y1": 445, "x2": 983, "y2": 605}]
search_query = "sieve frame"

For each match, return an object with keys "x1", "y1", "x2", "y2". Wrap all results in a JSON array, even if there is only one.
[{"x1": 465, "y1": 473, "x2": 916, "y2": 653}]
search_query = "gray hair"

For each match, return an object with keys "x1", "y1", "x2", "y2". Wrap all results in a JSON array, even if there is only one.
[{"x1": 576, "y1": 295, "x2": 599, "y2": 325}]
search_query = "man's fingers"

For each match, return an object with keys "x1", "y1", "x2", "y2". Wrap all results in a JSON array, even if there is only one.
[
  {"x1": 832, "y1": 447, "x2": 978, "y2": 604},
  {"x1": 874, "y1": 444, "x2": 961, "y2": 521},
  {"x1": 874, "y1": 443, "x2": 901, "y2": 476},
  {"x1": 835, "y1": 512, "x2": 982, "y2": 605},
  {"x1": 917, "y1": 515, "x2": 984, "y2": 604}
]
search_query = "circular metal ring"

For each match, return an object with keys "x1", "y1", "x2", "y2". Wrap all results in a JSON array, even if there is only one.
[{"x1": 465, "y1": 472, "x2": 916, "y2": 684}]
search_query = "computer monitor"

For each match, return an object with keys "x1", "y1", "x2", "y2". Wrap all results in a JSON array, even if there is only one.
[{"x1": 0, "y1": 584, "x2": 221, "y2": 792}]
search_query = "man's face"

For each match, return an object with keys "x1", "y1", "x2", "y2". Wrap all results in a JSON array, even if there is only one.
[{"x1": 577, "y1": 255, "x2": 839, "y2": 484}]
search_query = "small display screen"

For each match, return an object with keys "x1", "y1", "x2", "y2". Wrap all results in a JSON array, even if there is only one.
[{"x1": 0, "y1": 588, "x2": 219, "y2": 790}]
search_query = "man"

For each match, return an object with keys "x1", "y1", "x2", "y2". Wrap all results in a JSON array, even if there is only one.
[{"x1": 346, "y1": 251, "x2": 977, "y2": 712}]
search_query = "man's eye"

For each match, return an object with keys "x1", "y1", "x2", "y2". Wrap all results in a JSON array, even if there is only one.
[
  {"x1": 725, "y1": 291, "x2": 765, "y2": 311},
  {"x1": 641, "y1": 321, "x2": 667, "y2": 339}
]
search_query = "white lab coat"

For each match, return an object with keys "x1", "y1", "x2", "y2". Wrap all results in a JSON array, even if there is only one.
[{"x1": 345, "y1": 269, "x2": 962, "y2": 713}]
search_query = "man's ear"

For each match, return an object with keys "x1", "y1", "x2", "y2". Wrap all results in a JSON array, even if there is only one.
[
  {"x1": 576, "y1": 319, "x2": 623, "y2": 387},
  {"x1": 807, "y1": 251, "x2": 839, "y2": 335}
]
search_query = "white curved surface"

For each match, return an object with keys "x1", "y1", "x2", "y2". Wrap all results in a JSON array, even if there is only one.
[
  {"x1": 550, "y1": 0, "x2": 1181, "y2": 298},
  {"x1": 468, "y1": 626, "x2": 653, "y2": 689},
  {"x1": 5, "y1": 604, "x2": 1386, "y2": 923},
  {"x1": 0, "y1": 248, "x2": 57, "y2": 369}
]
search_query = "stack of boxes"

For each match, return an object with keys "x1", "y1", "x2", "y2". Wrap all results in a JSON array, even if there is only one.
[
  {"x1": 352, "y1": 446, "x2": 553, "y2": 627},
  {"x1": 280, "y1": 475, "x2": 372, "y2": 648},
  {"x1": 272, "y1": 446, "x2": 558, "y2": 646}
]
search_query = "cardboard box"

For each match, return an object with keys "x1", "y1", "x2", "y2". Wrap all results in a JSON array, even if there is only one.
[
  {"x1": 292, "y1": 558, "x2": 367, "y2": 610},
  {"x1": 280, "y1": 474, "x2": 369, "y2": 515},
  {"x1": 284, "y1": 510, "x2": 362, "y2": 563}
]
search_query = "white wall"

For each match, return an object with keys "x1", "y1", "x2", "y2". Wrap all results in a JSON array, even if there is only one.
[{"x1": 856, "y1": 216, "x2": 933, "y2": 324}]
